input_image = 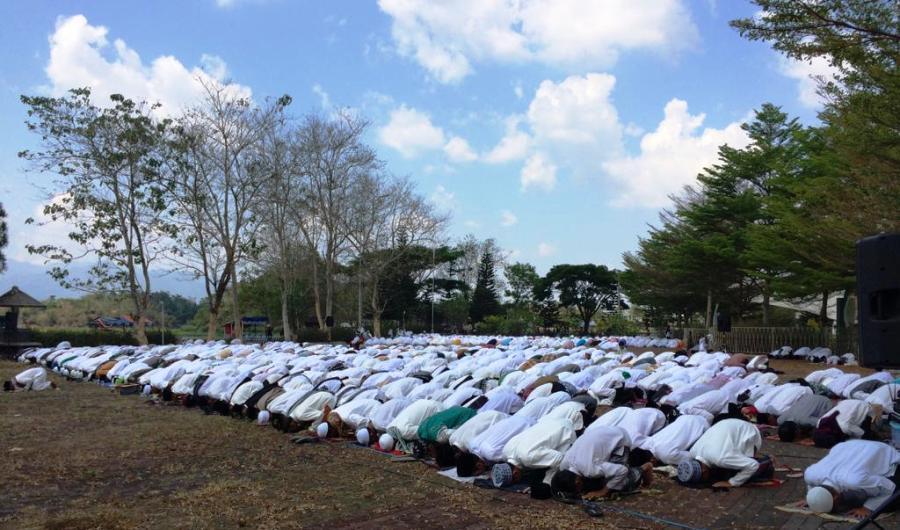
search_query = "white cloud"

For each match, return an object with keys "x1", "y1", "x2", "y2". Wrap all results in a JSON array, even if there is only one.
[
  {"x1": 779, "y1": 55, "x2": 840, "y2": 109},
  {"x1": 429, "y1": 184, "x2": 456, "y2": 211},
  {"x1": 44, "y1": 15, "x2": 251, "y2": 115},
  {"x1": 602, "y1": 99, "x2": 749, "y2": 207},
  {"x1": 520, "y1": 152, "x2": 557, "y2": 191},
  {"x1": 527, "y1": 73, "x2": 622, "y2": 154},
  {"x1": 378, "y1": 0, "x2": 697, "y2": 83},
  {"x1": 312, "y1": 83, "x2": 331, "y2": 108},
  {"x1": 537, "y1": 242, "x2": 556, "y2": 257},
  {"x1": 624, "y1": 122, "x2": 645, "y2": 137},
  {"x1": 484, "y1": 116, "x2": 531, "y2": 163},
  {"x1": 11, "y1": 194, "x2": 82, "y2": 265},
  {"x1": 444, "y1": 136, "x2": 477, "y2": 162},
  {"x1": 500, "y1": 210, "x2": 518, "y2": 227},
  {"x1": 378, "y1": 105, "x2": 447, "y2": 157}
]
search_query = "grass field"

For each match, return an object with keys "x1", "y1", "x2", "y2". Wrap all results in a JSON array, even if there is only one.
[{"x1": 0, "y1": 359, "x2": 876, "y2": 529}]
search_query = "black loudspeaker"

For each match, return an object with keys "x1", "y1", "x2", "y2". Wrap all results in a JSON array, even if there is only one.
[
  {"x1": 857, "y1": 233, "x2": 900, "y2": 367},
  {"x1": 325, "y1": 315, "x2": 334, "y2": 328}
]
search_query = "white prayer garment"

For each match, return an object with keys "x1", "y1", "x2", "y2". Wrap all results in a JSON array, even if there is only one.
[
  {"x1": 689, "y1": 419, "x2": 762, "y2": 487},
  {"x1": 865, "y1": 383, "x2": 900, "y2": 412},
  {"x1": 288, "y1": 391, "x2": 336, "y2": 424},
  {"x1": 514, "y1": 392, "x2": 569, "y2": 420},
  {"x1": 13, "y1": 367, "x2": 53, "y2": 391},
  {"x1": 844, "y1": 372, "x2": 895, "y2": 399},
  {"x1": 540, "y1": 401, "x2": 586, "y2": 431},
  {"x1": 230, "y1": 380, "x2": 264, "y2": 406},
  {"x1": 826, "y1": 373, "x2": 861, "y2": 397},
  {"x1": 645, "y1": 415, "x2": 709, "y2": 465},
  {"x1": 370, "y1": 398, "x2": 414, "y2": 432},
  {"x1": 479, "y1": 388, "x2": 524, "y2": 414},
  {"x1": 817, "y1": 399, "x2": 872, "y2": 438},
  {"x1": 330, "y1": 398, "x2": 382, "y2": 430},
  {"x1": 615, "y1": 407, "x2": 667, "y2": 449},
  {"x1": 587, "y1": 406, "x2": 631, "y2": 431},
  {"x1": 753, "y1": 385, "x2": 812, "y2": 416},
  {"x1": 502, "y1": 417, "x2": 576, "y2": 470},
  {"x1": 470, "y1": 415, "x2": 536, "y2": 463},
  {"x1": 387, "y1": 399, "x2": 446, "y2": 440},
  {"x1": 449, "y1": 411, "x2": 509, "y2": 453},
  {"x1": 806, "y1": 368, "x2": 844, "y2": 385},
  {"x1": 560, "y1": 425, "x2": 633, "y2": 490},
  {"x1": 805, "y1": 440, "x2": 900, "y2": 511},
  {"x1": 678, "y1": 389, "x2": 730, "y2": 424}
]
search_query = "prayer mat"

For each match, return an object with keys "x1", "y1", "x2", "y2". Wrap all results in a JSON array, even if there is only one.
[
  {"x1": 775, "y1": 503, "x2": 894, "y2": 524},
  {"x1": 437, "y1": 468, "x2": 487, "y2": 484},
  {"x1": 472, "y1": 478, "x2": 530, "y2": 494}
]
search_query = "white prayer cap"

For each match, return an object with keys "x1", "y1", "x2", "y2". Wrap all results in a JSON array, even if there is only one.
[
  {"x1": 379, "y1": 433, "x2": 395, "y2": 451},
  {"x1": 142, "y1": 385, "x2": 152, "y2": 396},
  {"x1": 316, "y1": 422, "x2": 329, "y2": 438},
  {"x1": 356, "y1": 428, "x2": 370, "y2": 446},
  {"x1": 806, "y1": 487, "x2": 833, "y2": 513},
  {"x1": 56, "y1": 341, "x2": 71, "y2": 349},
  {"x1": 257, "y1": 410, "x2": 270, "y2": 425}
]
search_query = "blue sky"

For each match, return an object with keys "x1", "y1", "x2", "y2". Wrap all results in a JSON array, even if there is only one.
[{"x1": 0, "y1": 0, "x2": 833, "y2": 299}]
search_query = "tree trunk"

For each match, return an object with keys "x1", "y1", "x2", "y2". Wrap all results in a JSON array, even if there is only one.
[
  {"x1": 134, "y1": 316, "x2": 148, "y2": 345},
  {"x1": 820, "y1": 290, "x2": 829, "y2": 326},
  {"x1": 762, "y1": 290, "x2": 770, "y2": 326},
  {"x1": 207, "y1": 309, "x2": 218, "y2": 341},
  {"x1": 281, "y1": 287, "x2": 292, "y2": 341},
  {"x1": 372, "y1": 311, "x2": 382, "y2": 337},
  {"x1": 312, "y1": 259, "x2": 325, "y2": 330},
  {"x1": 230, "y1": 260, "x2": 242, "y2": 339},
  {"x1": 705, "y1": 289, "x2": 713, "y2": 328}
]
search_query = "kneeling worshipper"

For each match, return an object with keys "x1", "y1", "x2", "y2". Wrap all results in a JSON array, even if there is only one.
[
  {"x1": 467, "y1": 414, "x2": 537, "y2": 472},
  {"x1": 326, "y1": 397, "x2": 383, "y2": 437},
  {"x1": 803, "y1": 440, "x2": 900, "y2": 520},
  {"x1": 491, "y1": 416, "x2": 578, "y2": 488},
  {"x1": 643, "y1": 414, "x2": 710, "y2": 466},
  {"x1": 385, "y1": 399, "x2": 446, "y2": 452},
  {"x1": 777, "y1": 394, "x2": 834, "y2": 442},
  {"x1": 678, "y1": 418, "x2": 773, "y2": 489},
  {"x1": 552, "y1": 424, "x2": 654, "y2": 500},
  {"x1": 813, "y1": 399, "x2": 879, "y2": 448},
  {"x1": 450, "y1": 411, "x2": 510, "y2": 477},
  {"x1": 416, "y1": 405, "x2": 478, "y2": 465},
  {"x1": 752, "y1": 384, "x2": 813, "y2": 425},
  {"x1": 3, "y1": 366, "x2": 56, "y2": 391}
]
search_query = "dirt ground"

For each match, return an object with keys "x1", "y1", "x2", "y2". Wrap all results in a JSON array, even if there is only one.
[{"x1": 0, "y1": 359, "x2": 881, "y2": 530}]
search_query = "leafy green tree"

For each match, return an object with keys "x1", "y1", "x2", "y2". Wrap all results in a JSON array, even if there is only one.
[
  {"x1": 149, "y1": 291, "x2": 200, "y2": 328},
  {"x1": 543, "y1": 264, "x2": 619, "y2": 334},
  {"x1": 469, "y1": 248, "x2": 502, "y2": 324},
  {"x1": 0, "y1": 202, "x2": 7, "y2": 274},
  {"x1": 504, "y1": 262, "x2": 539, "y2": 307},
  {"x1": 733, "y1": 1, "x2": 900, "y2": 290},
  {"x1": 19, "y1": 89, "x2": 177, "y2": 344}
]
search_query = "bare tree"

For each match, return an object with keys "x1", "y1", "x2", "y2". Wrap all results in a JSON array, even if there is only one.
[
  {"x1": 294, "y1": 111, "x2": 380, "y2": 332},
  {"x1": 167, "y1": 80, "x2": 289, "y2": 339}
]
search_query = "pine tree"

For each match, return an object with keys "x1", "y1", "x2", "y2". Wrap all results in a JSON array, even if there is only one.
[{"x1": 469, "y1": 249, "x2": 501, "y2": 324}]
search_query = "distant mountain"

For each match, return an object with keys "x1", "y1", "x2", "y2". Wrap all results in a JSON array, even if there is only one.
[{"x1": 0, "y1": 259, "x2": 206, "y2": 300}]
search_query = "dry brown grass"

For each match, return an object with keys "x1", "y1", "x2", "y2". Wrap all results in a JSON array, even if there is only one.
[{"x1": 0, "y1": 359, "x2": 870, "y2": 529}]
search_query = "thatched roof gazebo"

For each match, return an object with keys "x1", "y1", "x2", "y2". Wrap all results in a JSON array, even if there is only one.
[{"x1": 1, "y1": 287, "x2": 45, "y2": 355}]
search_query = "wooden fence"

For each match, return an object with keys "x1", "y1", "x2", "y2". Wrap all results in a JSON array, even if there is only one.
[{"x1": 680, "y1": 326, "x2": 858, "y2": 355}]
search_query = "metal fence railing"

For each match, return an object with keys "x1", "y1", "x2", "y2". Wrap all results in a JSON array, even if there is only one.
[{"x1": 704, "y1": 326, "x2": 859, "y2": 355}]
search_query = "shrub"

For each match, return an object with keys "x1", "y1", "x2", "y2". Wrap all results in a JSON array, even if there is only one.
[{"x1": 29, "y1": 328, "x2": 179, "y2": 347}]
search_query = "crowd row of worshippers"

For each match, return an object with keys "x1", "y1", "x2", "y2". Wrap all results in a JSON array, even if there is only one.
[{"x1": 11, "y1": 335, "x2": 900, "y2": 520}]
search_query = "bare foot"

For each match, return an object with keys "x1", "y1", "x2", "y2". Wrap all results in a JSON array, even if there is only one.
[
  {"x1": 846, "y1": 507, "x2": 872, "y2": 520},
  {"x1": 640, "y1": 462, "x2": 654, "y2": 487},
  {"x1": 711, "y1": 480, "x2": 733, "y2": 489}
]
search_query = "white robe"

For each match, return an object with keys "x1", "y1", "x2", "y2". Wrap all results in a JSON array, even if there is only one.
[
  {"x1": 817, "y1": 399, "x2": 871, "y2": 439},
  {"x1": 560, "y1": 425, "x2": 633, "y2": 490},
  {"x1": 616, "y1": 408, "x2": 667, "y2": 449},
  {"x1": 645, "y1": 414, "x2": 709, "y2": 465},
  {"x1": 502, "y1": 417, "x2": 576, "y2": 470},
  {"x1": 805, "y1": 440, "x2": 900, "y2": 511},
  {"x1": 753, "y1": 384, "x2": 812, "y2": 416},
  {"x1": 470, "y1": 415, "x2": 536, "y2": 463},
  {"x1": 386, "y1": 399, "x2": 445, "y2": 440},
  {"x1": 14, "y1": 367, "x2": 53, "y2": 391},
  {"x1": 690, "y1": 419, "x2": 762, "y2": 486},
  {"x1": 449, "y1": 411, "x2": 509, "y2": 452}
]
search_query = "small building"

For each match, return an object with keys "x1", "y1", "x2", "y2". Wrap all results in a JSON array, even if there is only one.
[{"x1": 0, "y1": 285, "x2": 46, "y2": 357}]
